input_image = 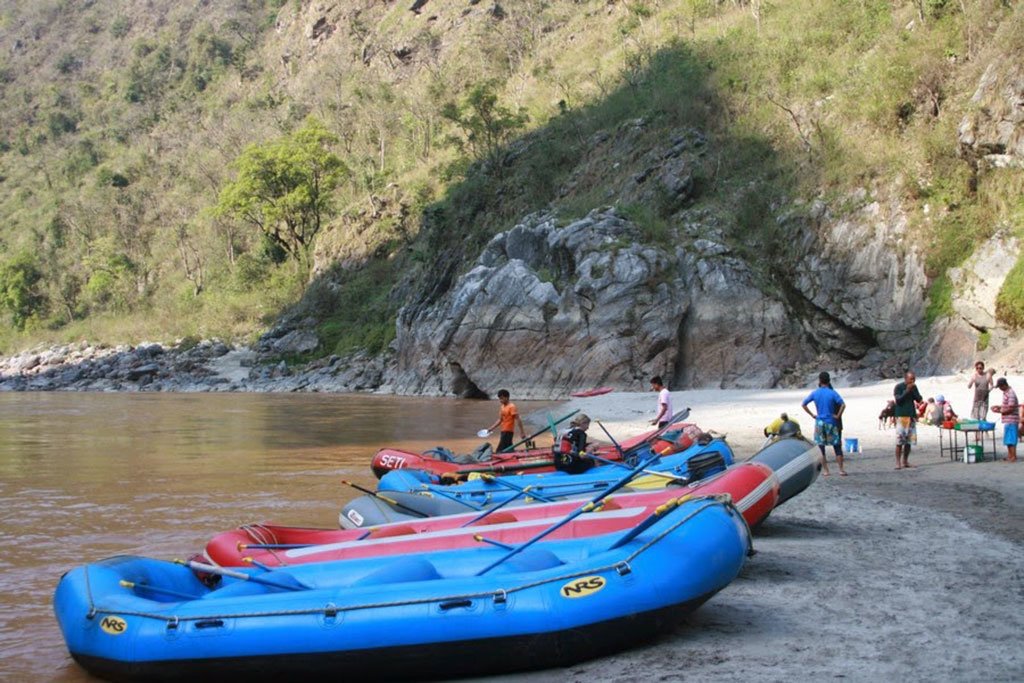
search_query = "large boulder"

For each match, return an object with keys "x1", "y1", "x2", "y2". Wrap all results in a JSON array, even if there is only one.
[
  {"x1": 389, "y1": 188, "x2": 937, "y2": 396},
  {"x1": 950, "y1": 232, "x2": 1020, "y2": 331},
  {"x1": 391, "y1": 209, "x2": 825, "y2": 396},
  {"x1": 391, "y1": 210, "x2": 689, "y2": 397},
  {"x1": 792, "y1": 195, "x2": 929, "y2": 358},
  {"x1": 676, "y1": 242, "x2": 810, "y2": 388}
]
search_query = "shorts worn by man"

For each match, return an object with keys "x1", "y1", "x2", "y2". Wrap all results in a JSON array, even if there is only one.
[{"x1": 895, "y1": 417, "x2": 916, "y2": 446}]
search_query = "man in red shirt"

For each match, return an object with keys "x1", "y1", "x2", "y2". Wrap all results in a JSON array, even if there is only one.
[{"x1": 486, "y1": 389, "x2": 526, "y2": 453}]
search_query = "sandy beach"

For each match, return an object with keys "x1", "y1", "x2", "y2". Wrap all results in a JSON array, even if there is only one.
[{"x1": 502, "y1": 374, "x2": 1024, "y2": 681}]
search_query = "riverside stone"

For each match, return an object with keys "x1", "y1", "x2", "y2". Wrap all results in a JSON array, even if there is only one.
[{"x1": 126, "y1": 363, "x2": 160, "y2": 381}]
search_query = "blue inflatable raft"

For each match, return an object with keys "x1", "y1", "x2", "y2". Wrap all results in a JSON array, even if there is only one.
[
  {"x1": 54, "y1": 495, "x2": 748, "y2": 681},
  {"x1": 341, "y1": 439, "x2": 735, "y2": 529}
]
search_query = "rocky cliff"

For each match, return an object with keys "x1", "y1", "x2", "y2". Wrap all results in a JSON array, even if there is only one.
[
  {"x1": 925, "y1": 56, "x2": 1024, "y2": 372},
  {"x1": 387, "y1": 195, "x2": 930, "y2": 398}
]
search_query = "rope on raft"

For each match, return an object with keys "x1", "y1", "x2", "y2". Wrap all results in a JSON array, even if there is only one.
[{"x1": 239, "y1": 524, "x2": 288, "y2": 566}]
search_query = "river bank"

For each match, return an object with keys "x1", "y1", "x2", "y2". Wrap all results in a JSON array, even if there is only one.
[
  {"x1": 3, "y1": 327, "x2": 1023, "y2": 397},
  {"x1": 0, "y1": 339, "x2": 386, "y2": 393}
]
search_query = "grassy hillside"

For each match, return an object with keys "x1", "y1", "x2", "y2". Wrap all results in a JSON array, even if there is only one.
[{"x1": 0, "y1": 0, "x2": 1021, "y2": 355}]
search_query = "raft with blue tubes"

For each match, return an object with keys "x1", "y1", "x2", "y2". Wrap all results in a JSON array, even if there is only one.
[
  {"x1": 54, "y1": 495, "x2": 749, "y2": 682},
  {"x1": 341, "y1": 438, "x2": 734, "y2": 529}
]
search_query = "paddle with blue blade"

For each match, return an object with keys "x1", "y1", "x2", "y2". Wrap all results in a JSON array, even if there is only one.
[
  {"x1": 417, "y1": 484, "x2": 485, "y2": 510},
  {"x1": 459, "y1": 486, "x2": 536, "y2": 527},
  {"x1": 341, "y1": 479, "x2": 428, "y2": 518},
  {"x1": 588, "y1": 450, "x2": 690, "y2": 483},
  {"x1": 119, "y1": 580, "x2": 201, "y2": 601},
  {"x1": 605, "y1": 495, "x2": 691, "y2": 550}
]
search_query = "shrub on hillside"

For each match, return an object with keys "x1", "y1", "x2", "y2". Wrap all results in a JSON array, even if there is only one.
[{"x1": 996, "y1": 257, "x2": 1024, "y2": 329}]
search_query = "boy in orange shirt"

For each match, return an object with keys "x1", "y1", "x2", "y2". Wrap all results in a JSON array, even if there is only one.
[{"x1": 486, "y1": 389, "x2": 526, "y2": 453}]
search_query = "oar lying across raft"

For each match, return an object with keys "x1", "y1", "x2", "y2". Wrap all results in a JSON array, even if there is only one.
[{"x1": 202, "y1": 460, "x2": 778, "y2": 568}]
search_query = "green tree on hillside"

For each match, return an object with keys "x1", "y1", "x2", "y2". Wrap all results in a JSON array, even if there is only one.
[
  {"x1": 442, "y1": 81, "x2": 528, "y2": 174},
  {"x1": 216, "y1": 118, "x2": 347, "y2": 273},
  {"x1": 0, "y1": 253, "x2": 47, "y2": 330}
]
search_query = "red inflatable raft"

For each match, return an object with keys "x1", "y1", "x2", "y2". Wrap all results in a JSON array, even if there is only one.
[
  {"x1": 204, "y1": 461, "x2": 778, "y2": 568},
  {"x1": 370, "y1": 422, "x2": 704, "y2": 479},
  {"x1": 570, "y1": 386, "x2": 614, "y2": 397}
]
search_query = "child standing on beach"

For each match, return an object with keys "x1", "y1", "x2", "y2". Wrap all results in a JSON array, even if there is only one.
[
  {"x1": 649, "y1": 376, "x2": 673, "y2": 428},
  {"x1": 485, "y1": 389, "x2": 526, "y2": 453}
]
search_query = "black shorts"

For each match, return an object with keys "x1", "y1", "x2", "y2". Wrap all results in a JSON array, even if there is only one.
[{"x1": 497, "y1": 431, "x2": 514, "y2": 452}]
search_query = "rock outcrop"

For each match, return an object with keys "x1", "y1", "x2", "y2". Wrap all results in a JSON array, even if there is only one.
[
  {"x1": 958, "y1": 60, "x2": 1024, "y2": 169},
  {"x1": 921, "y1": 232, "x2": 1021, "y2": 373},
  {"x1": 791, "y1": 195, "x2": 929, "y2": 360},
  {"x1": 388, "y1": 202, "x2": 931, "y2": 398},
  {"x1": 389, "y1": 211, "x2": 687, "y2": 397}
]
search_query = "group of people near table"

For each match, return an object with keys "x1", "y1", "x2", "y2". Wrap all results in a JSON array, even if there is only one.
[
  {"x1": 894, "y1": 362, "x2": 1020, "y2": 465},
  {"x1": 798, "y1": 362, "x2": 1021, "y2": 474}
]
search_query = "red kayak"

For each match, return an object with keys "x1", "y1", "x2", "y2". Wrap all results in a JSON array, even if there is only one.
[
  {"x1": 570, "y1": 386, "x2": 614, "y2": 397},
  {"x1": 370, "y1": 422, "x2": 705, "y2": 479},
  {"x1": 204, "y1": 461, "x2": 778, "y2": 568}
]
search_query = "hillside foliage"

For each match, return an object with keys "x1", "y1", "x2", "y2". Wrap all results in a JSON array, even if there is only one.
[{"x1": 0, "y1": 0, "x2": 1022, "y2": 353}]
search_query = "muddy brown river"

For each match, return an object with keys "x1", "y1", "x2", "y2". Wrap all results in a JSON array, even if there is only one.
[{"x1": 0, "y1": 392, "x2": 554, "y2": 681}]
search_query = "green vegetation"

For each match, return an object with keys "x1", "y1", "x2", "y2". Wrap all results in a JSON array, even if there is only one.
[
  {"x1": 0, "y1": 0, "x2": 1022, "y2": 357},
  {"x1": 996, "y1": 258, "x2": 1024, "y2": 330},
  {"x1": 925, "y1": 274, "x2": 955, "y2": 325},
  {"x1": 0, "y1": 253, "x2": 45, "y2": 330},
  {"x1": 216, "y1": 118, "x2": 347, "y2": 273},
  {"x1": 441, "y1": 81, "x2": 528, "y2": 172},
  {"x1": 309, "y1": 260, "x2": 398, "y2": 357}
]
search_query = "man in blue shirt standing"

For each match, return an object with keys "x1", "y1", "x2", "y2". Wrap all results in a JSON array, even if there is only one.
[{"x1": 801, "y1": 371, "x2": 847, "y2": 476}]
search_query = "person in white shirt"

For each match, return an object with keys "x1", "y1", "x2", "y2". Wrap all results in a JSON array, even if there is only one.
[{"x1": 649, "y1": 376, "x2": 673, "y2": 428}]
